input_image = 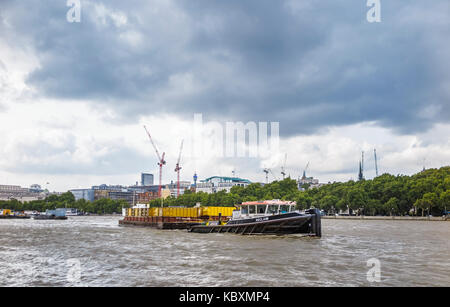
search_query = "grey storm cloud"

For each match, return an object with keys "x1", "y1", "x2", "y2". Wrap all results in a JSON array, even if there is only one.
[
  {"x1": 2, "y1": 0, "x2": 449, "y2": 136},
  {"x1": 2, "y1": 135, "x2": 152, "y2": 176}
]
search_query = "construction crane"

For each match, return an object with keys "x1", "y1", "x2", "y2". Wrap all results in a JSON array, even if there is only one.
[
  {"x1": 269, "y1": 169, "x2": 279, "y2": 181},
  {"x1": 174, "y1": 139, "x2": 184, "y2": 198},
  {"x1": 143, "y1": 125, "x2": 166, "y2": 203},
  {"x1": 281, "y1": 153, "x2": 287, "y2": 180}
]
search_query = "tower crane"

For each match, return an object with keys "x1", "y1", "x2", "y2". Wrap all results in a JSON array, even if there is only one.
[
  {"x1": 174, "y1": 139, "x2": 184, "y2": 197},
  {"x1": 143, "y1": 125, "x2": 166, "y2": 203},
  {"x1": 269, "y1": 169, "x2": 279, "y2": 181},
  {"x1": 281, "y1": 153, "x2": 287, "y2": 180}
]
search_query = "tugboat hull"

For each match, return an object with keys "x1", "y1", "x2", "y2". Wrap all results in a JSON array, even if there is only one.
[
  {"x1": 189, "y1": 209, "x2": 321, "y2": 237},
  {"x1": 32, "y1": 215, "x2": 68, "y2": 220},
  {"x1": 0, "y1": 215, "x2": 31, "y2": 219}
]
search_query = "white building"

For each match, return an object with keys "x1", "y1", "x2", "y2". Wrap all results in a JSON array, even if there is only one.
[
  {"x1": 297, "y1": 172, "x2": 326, "y2": 191},
  {"x1": 195, "y1": 176, "x2": 251, "y2": 194},
  {"x1": 0, "y1": 184, "x2": 47, "y2": 202},
  {"x1": 166, "y1": 181, "x2": 191, "y2": 197}
]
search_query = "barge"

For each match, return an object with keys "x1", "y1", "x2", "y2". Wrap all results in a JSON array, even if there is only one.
[
  {"x1": 32, "y1": 208, "x2": 68, "y2": 220},
  {"x1": 0, "y1": 215, "x2": 31, "y2": 219},
  {"x1": 0, "y1": 209, "x2": 31, "y2": 219},
  {"x1": 189, "y1": 201, "x2": 321, "y2": 237},
  {"x1": 119, "y1": 206, "x2": 235, "y2": 229},
  {"x1": 119, "y1": 201, "x2": 322, "y2": 237}
]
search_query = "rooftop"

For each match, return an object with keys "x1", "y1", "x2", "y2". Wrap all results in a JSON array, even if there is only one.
[{"x1": 201, "y1": 176, "x2": 252, "y2": 184}]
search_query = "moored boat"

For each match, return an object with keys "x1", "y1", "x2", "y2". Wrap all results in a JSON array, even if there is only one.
[
  {"x1": 188, "y1": 200, "x2": 321, "y2": 236},
  {"x1": 0, "y1": 209, "x2": 31, "y2": 219},
  {"x1": 32, "y1": 208, "x2": 68, "y2": 220}
]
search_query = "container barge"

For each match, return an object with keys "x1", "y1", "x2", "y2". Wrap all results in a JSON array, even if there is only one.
[
  {"x1": 119, "y1": 200, "x2": 322, "y2": 237},
  {"x1": 119, "y1": 206, "x2": 235, "y2": 229}
]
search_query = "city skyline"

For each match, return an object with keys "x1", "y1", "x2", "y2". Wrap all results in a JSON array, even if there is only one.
[{"x1": 1, "y1": 1, "x2": 449, "y2": 192}]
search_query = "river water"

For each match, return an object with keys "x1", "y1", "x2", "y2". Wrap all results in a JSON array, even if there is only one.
[{"x1": 0, "y1": 216, "x2": 448, "y2": 287}]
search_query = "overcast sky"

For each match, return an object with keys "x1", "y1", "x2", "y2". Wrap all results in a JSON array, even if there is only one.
[{"x1": 0, "y1": 0, "x2": 449, "y2": 191}]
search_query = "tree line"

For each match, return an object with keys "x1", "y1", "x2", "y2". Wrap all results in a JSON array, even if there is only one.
[
  {"x1": 1, "y1": 166, "x2": 448, "y2": 216},
  {"x1": 0, "y1": 192, "x2": 129, "y2": 214},
  {"x1": 153, "y1": 166, "x2": 450, "y2": 216}
]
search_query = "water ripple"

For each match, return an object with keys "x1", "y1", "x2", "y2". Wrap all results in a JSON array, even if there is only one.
[{"x1": 0, "y1": 217, "x2": 448, "y2": 286}]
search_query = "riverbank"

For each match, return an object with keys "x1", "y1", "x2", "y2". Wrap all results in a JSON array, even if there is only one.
[{"x1": 322, "y1": 215, "x2": 449, "y2": 221}]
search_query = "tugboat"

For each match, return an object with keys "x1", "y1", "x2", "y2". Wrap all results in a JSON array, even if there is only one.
[{"x1": 188, "y1": 200, "x2": 321, "y2": 237}]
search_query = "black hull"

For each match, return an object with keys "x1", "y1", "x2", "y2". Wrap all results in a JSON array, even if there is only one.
[
  {"x1": 0, "y1": 215, "x2": 31, "y2": 219},
  {"x1": 189, "y1": 209, "x2": 321, "y2": 236},
  {"x1": 32, "y1": 215, "x2": 68, "y2": 220}
]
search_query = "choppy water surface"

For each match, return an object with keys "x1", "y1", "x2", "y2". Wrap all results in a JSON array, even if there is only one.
[{"x1": 0, "y1": 216, "x2": 448, "y2": 287}]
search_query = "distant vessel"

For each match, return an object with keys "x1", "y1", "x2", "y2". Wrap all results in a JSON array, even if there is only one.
[
  {"x1": 189, "y1": 200, "x2": 321, "y2": 236},
  {"x1": 0, "y1": 209, "x2": 31, "y2": 219},
  {"x1": 64, "y1": 208, "x2": 82, "y2": 216},
  {"x1": 32, "y1": 209, "x2": 68, "y2": 220}
]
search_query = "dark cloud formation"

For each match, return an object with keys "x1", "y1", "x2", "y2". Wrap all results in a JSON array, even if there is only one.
[{"x1": 3, "y1": 0, "x2": 449, "y2": 135}]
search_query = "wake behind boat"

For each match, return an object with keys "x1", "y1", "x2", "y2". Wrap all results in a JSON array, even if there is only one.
[{"x1": 188, "y1": 200, "x2": 321, "y2": 236}]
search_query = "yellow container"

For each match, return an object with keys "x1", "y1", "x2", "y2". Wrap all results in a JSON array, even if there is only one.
[
  {"x1": 1, "y1": 209, "x2": 12, "y2": 216},
  {"x1": 148, "y1": 208, "x2": 156, "y2": 217},
  {"x1": 203, "y1": 206, "x2": 234, "y2": 217},
  {"x1": 156, "y1": 207, "x2": 202, "y2": 218}
]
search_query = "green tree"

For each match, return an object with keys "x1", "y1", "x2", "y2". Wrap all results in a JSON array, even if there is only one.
[
  {"x1": 384, "y1": 197, "x2": 399, "y2": 216},
  {"x1": 421, "y1": 192, "x2": 439, "y2": 216},
  {"x1": 319, "y1": 195, "x2": 339, "y2": 214},
  {"x1": 440, "y1": 190, "x2": 450, "y2": 214}
]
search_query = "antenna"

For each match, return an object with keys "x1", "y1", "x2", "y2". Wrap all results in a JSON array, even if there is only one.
[
  {"x1": 374, "y1": 149, "x2": 379, "y2": 177},
  {"x1": 174, "y1": 139, "x2": 184, "y2": 197},
  {"x1": 362, "y1": 151, "x2": 365, "y2": 174}
]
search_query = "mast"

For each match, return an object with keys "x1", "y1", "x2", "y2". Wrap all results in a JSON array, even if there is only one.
[{"x1": 374, "y1": 149, "x2": 379, "y2": 177}]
